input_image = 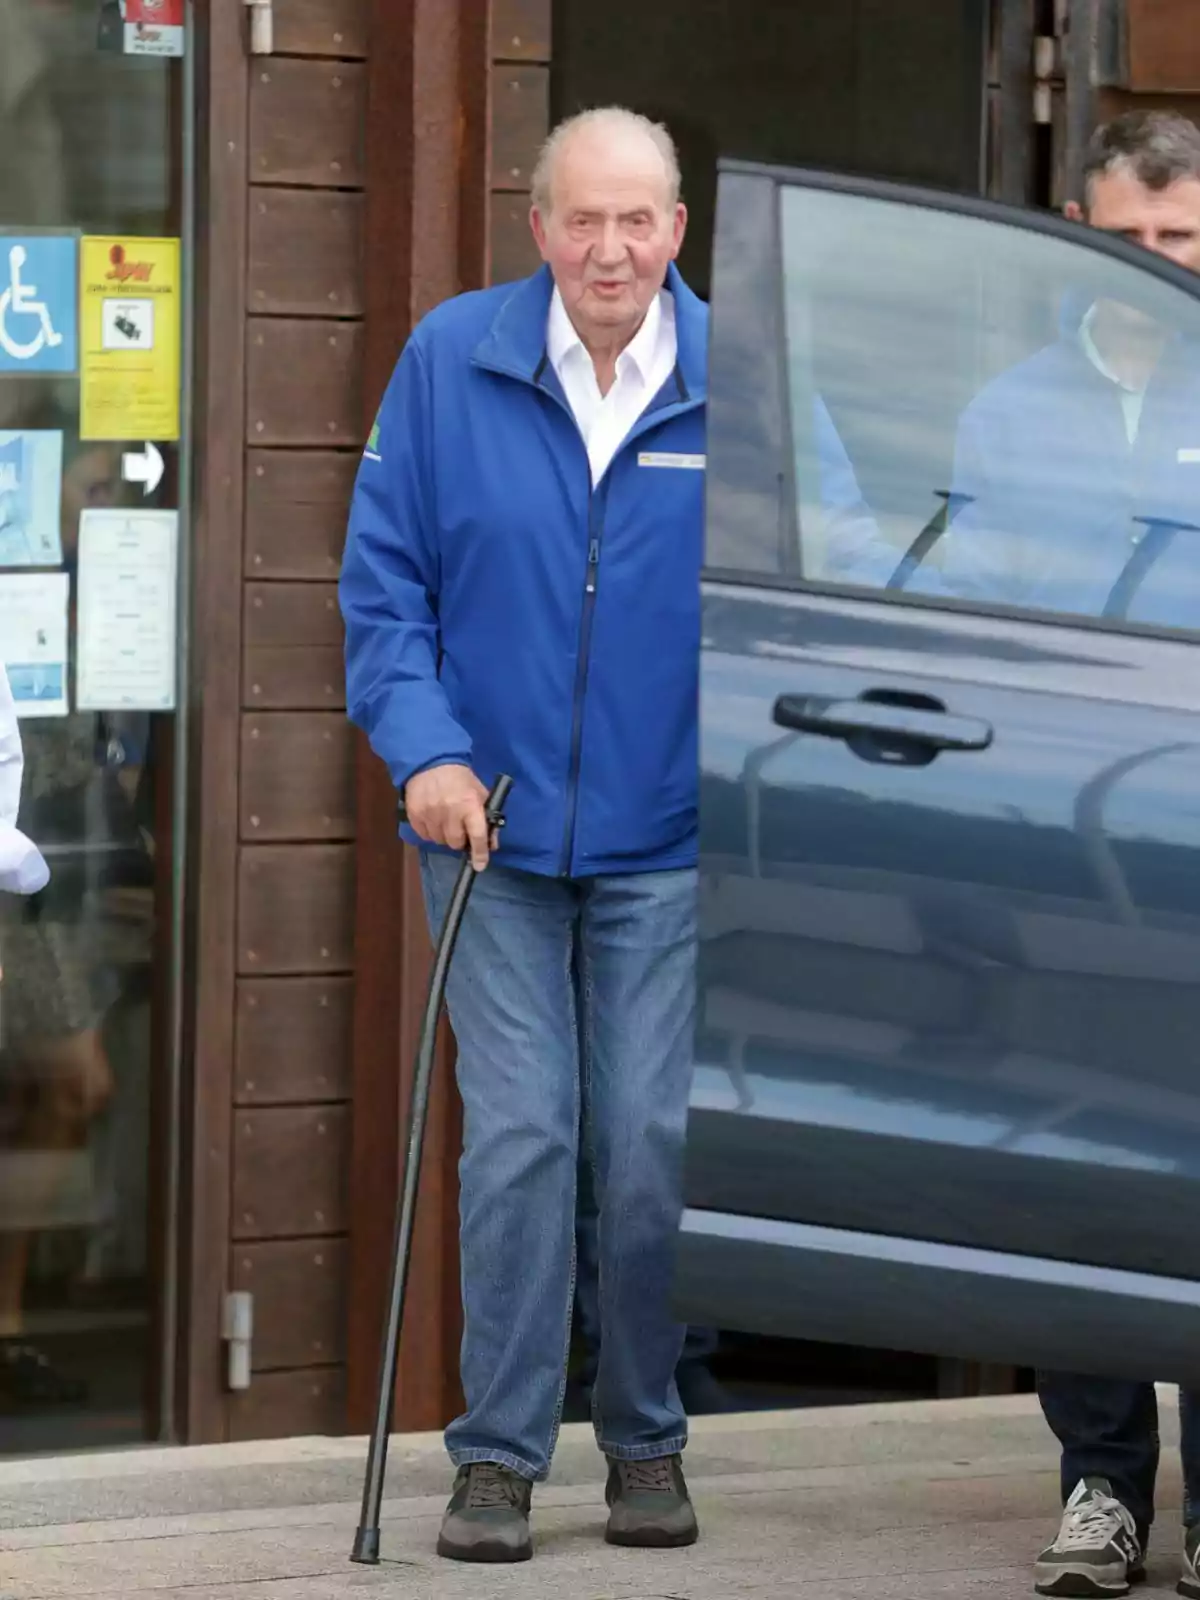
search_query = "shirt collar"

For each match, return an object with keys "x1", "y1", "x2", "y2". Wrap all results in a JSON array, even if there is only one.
[
  {"x1": 1080, "y1": 303, "x2": 1142, "y2": 395},
  {"x1": 547, "y1": 285, "x2": 668, "y2": 384}
]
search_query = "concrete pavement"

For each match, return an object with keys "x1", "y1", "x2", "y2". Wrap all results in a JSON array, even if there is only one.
[{"x1": 0, "y1": 1391, "x2": 1188, "y2": 1598}]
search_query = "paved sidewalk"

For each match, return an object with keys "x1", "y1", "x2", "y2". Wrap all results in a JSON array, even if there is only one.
[{"x1": 0, "y1": 1392, "x2": 1188, "y2": 1598}]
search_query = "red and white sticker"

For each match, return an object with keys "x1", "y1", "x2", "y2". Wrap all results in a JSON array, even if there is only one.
[{"x1": 124, "y1": 0, "x2": 185, "y2": 57}]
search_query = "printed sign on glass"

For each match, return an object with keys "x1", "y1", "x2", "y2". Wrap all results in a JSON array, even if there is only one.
[
  {"x1": 0, "y1": 572, "x2": 70, "y2": 718},
  {"x1": 96, "y1": 0, "x2": 185, "y2": 56},
  {"x1": 0, "y1": 236, "x2": 78, "y2": 375},
  {"x1": 124, "y1": 0, "x2": 185, "y2": 56},
  {"x1": 76, "y1": 508, "x2": 179, "y2": 712},
  {"x1": 80, "y1": 237, "x2": 181, "y2": 442}
]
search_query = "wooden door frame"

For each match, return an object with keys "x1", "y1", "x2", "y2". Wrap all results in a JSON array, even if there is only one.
[
  {"x1": 345, "y1": 0, "x2": 492, "y2": 1435},
  {"x1": 180, "y1": 0, "x2": 250, "y2": 1444}
]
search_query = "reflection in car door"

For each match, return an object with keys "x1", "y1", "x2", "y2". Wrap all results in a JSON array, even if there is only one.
[{"x1": 678, "y1": 164, "x2": 1200, "y2": 1385}]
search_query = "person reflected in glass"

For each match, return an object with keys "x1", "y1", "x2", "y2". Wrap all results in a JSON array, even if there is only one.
[
  {"x1": 929, "y1": 112, "x2": 1200, "y2": 639},
  {"x1": 0, "y1": 431, "x2": 151, "y2": 1410}
]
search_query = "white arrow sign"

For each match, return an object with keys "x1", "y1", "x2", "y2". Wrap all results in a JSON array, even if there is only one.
[{"x1": 121, "y1": 441, "x2": 164, "y2": 496}]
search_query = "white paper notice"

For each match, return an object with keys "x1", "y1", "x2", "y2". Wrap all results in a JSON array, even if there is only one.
[
  {"x1": 0, "y1": 431, "x2": 64, "y2": 566},
  {"x1": 76, "y1": 508, "x2": 178, "y2": 712},
  {"x1": 0, "y1": 573, "x2": 70, "y2": 717}
]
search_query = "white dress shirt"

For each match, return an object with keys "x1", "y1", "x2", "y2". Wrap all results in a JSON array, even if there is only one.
[{"x1": 547, "y1": 286, "x2": 677, "y2": 483}]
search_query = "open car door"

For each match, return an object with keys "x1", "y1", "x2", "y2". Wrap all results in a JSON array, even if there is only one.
[{"x1": 679, "y1": 162, "x2": 1200, "y2": 1385}]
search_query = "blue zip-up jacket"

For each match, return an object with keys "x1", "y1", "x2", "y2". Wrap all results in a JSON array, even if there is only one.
[
  {"x1": 340, "y1": 264, "x2": 880, "y2": 876},
  {"x1": 932, "y1": 318, "x2": 1200, "y2": 623},
  {"x1": 340, "y1": 264, "x2": 708, "y2": 877}
]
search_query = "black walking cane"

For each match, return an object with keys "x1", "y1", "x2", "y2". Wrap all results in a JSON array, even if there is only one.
[{"x1": 351, "y1": 773, "x2": 514, "y2": 1565}]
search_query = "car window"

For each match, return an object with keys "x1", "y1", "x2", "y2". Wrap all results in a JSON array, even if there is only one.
[{"x1": 716, "y1": 176, "x2": 1200, "y2": 633}]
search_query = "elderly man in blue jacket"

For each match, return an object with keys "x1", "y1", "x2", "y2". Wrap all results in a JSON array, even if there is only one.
[
  {"x1": 342, "y1": 106, "x2": 706, "y2": 1564},
  {"x1": 927, "y1": 110, "x2": 1200, "y2": 1600}
]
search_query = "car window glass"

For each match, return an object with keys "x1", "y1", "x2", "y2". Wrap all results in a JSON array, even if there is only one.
[{"x1": 774, "y1": 183, "x2": 1200, "y2": 631}]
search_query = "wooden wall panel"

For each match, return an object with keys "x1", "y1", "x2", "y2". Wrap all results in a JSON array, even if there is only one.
[
  {"x1": 1097, "y1": 88, "x2": 1200, "y2": 126},
  {"x1": 493, "y1": 0, "x2": 552, "y2": 60},
  {"x1": 238, "y1": 844, "x2": 355, "y2": 974},
  {"x1": 487, "y1": 12, "x2": 549, "y2": 285},
  {"x1": 243, "y1": 580, "x2": 346, "y2": 710},
  {"x1": 244, "y1": 581, "x2": 343, "y2": 647},
  {"x1": 229, "y1": 1368, "x2": 347, "y2": 1441},
  {"x1": 491, "y1": 65, "x2": 550, "y2": 190},
  {"x1": 240, "y1": 713, "x2": 355, "y2": 841},
  {"x1": 232, "y1": 1239, "x2": 349, "y2": 1369},
  {"x1": 247, "y1": 320, "x2": 364, "y2": 446},
  {"x1": 249, "y1": 190, "x2": 364, "y2": 318},
  {"x1": 250, "y1": 59, "x2": 366, "y2": 186},
  {"x1": 244, "y1": 647, "x2": 346, "y2": 711},
  {"x1": 232, "y1": 1105, "x2": 350, "y2": 1239},
  {"x1": 245, "y1": 451, "x2": 355, "y2": 580},
  {"x1": 490, "y1": 196, "x2": 539, "y2": 285},
  {"x1": 235, "y1": 977, "x2": 354, "y2": 1105},
  {"x1": 1127, "y1": 0, "x2": 1200, "y2": 93},
  {"x1": 271, "y1": 0, "x2": 369, "y2": 58},
  {"x1": 188, "y1": 0, "x2": 365, "y2": 1449}
]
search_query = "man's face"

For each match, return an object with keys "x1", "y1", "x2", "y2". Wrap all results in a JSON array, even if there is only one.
[
  {"x1": 530, "y1": 128, "x2": 686, "y2": 343},
  {"x1": 1071, "y1": 169, "x2": 1200, "y2": 272}
]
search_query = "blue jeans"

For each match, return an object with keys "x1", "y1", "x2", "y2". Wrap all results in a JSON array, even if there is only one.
[
  {"x1": 420, "y1": 850, "x2": 696, "y2": 1481},
  {"x1": 1039, "y1": 1373, "x2": 1200, "y2": 1533},
  {"x1": 574, "y1": 1132, "x2": 718, "y2": 1391}
]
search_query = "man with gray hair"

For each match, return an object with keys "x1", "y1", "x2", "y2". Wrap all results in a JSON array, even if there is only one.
[
  {"x1": 341, "y1": 105, "x2": 705, "y2": 1563},
  {"x1": 923, "y1": 108, "x2": 1200, "y2": 1597}
]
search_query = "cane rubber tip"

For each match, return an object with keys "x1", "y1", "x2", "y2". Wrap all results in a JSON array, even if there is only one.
[{"x1": 351, "y1": 1527, "x2": 381, "y2": 1564}]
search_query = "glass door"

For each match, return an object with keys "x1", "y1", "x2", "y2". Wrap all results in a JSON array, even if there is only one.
[{"x1": 0, "y1": 0, "x2": 190, "y2": 1451}]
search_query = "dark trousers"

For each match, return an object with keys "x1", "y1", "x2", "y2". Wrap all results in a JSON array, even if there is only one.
[{"x1": 1039, "y1": 1372, "x2": 1200, "y2": 1535}]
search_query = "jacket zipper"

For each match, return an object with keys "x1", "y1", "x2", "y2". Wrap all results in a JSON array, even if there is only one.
[
  {"x1": 524, "y1": 369, "x2": 697, "y2": 877},
  {"x1": 559, "y1": 489, "x2": 606, "y2": 876}
]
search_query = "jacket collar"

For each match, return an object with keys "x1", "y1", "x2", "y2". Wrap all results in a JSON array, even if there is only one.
[{"x1": 471, "y1": 262, "x2": 707, "y2": 403}]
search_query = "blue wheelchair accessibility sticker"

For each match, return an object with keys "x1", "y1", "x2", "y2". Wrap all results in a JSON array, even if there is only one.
[{"x1": 0, "y1": 235, "x2": 78, "y2": 374}]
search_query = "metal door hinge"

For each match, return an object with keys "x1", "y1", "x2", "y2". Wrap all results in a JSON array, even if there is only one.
[
  {"x1": 222, "y1": 1290, "x2": 254, "y2": 1390},
  {"x1": 1034, "y1": 34, "x2": 1058, "y2": 125},
  {"x1": 244, "y1": 0, "x2": 273, "y2": 54}
]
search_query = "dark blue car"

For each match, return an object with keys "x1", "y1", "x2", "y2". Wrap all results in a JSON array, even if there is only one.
[{"x1": 678, "y1": 160, "x2": 1200, "y2": 1385}]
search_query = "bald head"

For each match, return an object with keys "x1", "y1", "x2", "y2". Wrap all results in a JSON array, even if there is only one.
[
  {"x1": 531, "y1": 108, "x2": 681, "y2": 215},
  {"x1": 529, "y1": 106, "x2": 687, "y2": 356}
]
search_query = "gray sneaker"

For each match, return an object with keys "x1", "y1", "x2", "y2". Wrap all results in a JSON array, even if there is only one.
[
  {"x1": 1180, "y1": 1523, "x2": 1200, "y2": 1598},
  {"x1": 1034, "y1": 1478, "x2": 1145, "y2": 1596},
  {"x1": 436, "y1": 1463, "x2": 533, "y2": 1562},
  {"x1": 604, "y1": 1454, "x2": 699, "y2": 1548}
]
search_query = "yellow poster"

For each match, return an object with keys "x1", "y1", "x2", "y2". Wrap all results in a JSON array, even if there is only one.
[{"x1": 80, "y1": 236, "x2": 181, "y2": 443}]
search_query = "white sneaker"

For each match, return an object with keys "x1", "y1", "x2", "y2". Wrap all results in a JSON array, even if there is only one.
[{"x1": 1034, "y1": 1478, "x2": 1145, "y2": 1597}]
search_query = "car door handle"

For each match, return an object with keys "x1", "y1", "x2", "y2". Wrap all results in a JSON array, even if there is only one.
[{"x1": 773, "y1": 694, "x2": 994, "y2": 753}]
